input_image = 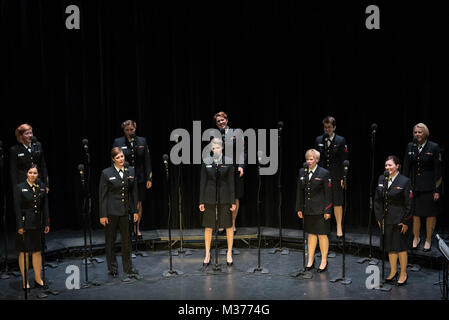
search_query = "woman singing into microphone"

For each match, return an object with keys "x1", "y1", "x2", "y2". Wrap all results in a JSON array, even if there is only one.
[
  {"x1": 113, "y1": 120, "x2": 152, "y2": 238},
  {"x1": 99, "y1": 147, "x2": 139, "y2": 277},
  {"x1": 296, "y1": 149, "x2": 332, "y2": 272},
  {"x1": 199, "y1": 138, "x2": 236, "y2": 267},
  {"x1": 374, "y1": 156, "x2": 413, "y2": 286},
  {"x1": 14, "y1": 164, "x2": 50, "y2": 289}
]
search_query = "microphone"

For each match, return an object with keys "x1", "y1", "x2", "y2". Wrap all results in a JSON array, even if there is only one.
[
  {"x1": 78, "y1": 164, "x2": 85, "y2": 186},
  {"x1": 343, "y1": 160, "x2": 349, "y2": 175},
  {"x1": 303, "y1": 162, "x2": 309, "y2": 177},
  {"x1": 371, "y1": 123, "x2": 378, "y2": 135},
  {"x1": 31, "y1": 136, "x2": 37, "y2": 144},
  {"x1": 383, "y1": 170, "x2": 390, "y2": 180},
  {"x1": 162, "y1": 154, "x2": 169, "y2": 168},
  {"x1": 277, "y1": 121, "x2": 284, "y2": 132},
  {"x1": 82, "y1": 138, "x2": 89, "y2": 152}
]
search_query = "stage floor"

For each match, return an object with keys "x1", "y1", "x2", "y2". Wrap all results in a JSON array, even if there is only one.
[{"x1": 0, "y1": 248, "x2": 445, "y2": 300}]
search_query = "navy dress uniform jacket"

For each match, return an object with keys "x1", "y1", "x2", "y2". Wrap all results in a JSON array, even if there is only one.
[
  {"x1": 374, "y1": 173, "x2": 413, "y2": 225},
  {"x1": 14, "y1": 181, "x2": 50, "y2": 231},
  {"x1": 295, "y1": 166, "x2": 333, "y2": 216},
  {"x1": 99, "y1": 166, "x2": 138, "y2": 218},
  {"x1": 112, "y1": 136, "x2": 152, "y2": 184},
  {"x1": 315, "y1": 134, "x2": 348, "y2": 180},
  {"x1": 199, "y1": 157, "x2": 235, "y2": 205},
  {"x1": 9, "y1": 142, "x2": 49, "y2": 188},
  {"x1": 402, "y1": 140, "x2": 442, "y2": 193}
]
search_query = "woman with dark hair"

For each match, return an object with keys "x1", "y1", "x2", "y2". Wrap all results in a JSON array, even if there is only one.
[
  {"x1": 199, "y1": 138, "x2": 236, "y2": 266},
  {"x1": 402, "y1": 123, "x2": 442, "y2": 252},
  {"x1": 296, "y1": 149, "x2": 333, "y2": 272},
  {"x1": 375, "y1": 156, "x2": 413, "y2": 286},
  {"x1": 113, "y1": 120, "x2": 152, "y2": 238},
  {"x1": 99, "y1": 147, "x2": 139, "y2": 277},
  {"x1": 10, "y1": 124, "x2": 49, "y2": 194},
  {"x1": 14, "y1": 164, "x2": 50, "y2": 289}
]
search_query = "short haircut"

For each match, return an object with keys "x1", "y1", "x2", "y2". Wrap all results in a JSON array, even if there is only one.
[
  {"x1": 386, "y1": 155, "x2": 400, "y2": 167},
  {"x1": 213, "y1": 111, "x2": 228, "y2": 121},
  {"x1": 26, "y1": 163, "x2": 39, "y2": 173},
  {"x1": 15, "y1": 123, "x2": 32, "y2": 143},
  {"x1": 305, "y1": 149, "x2": 320, "y2": 161},
  {"x1": 121, "y1": 120, "x2": 137, "y2": 129},
  {"x1": 413, "y1": 123, "x2": 429, "y2": 138},
  {"x1": 111, "y1": 147, "x2": 124, "y2": 159},
  {"x1": 322, "y1": 116, "x2": 336, "y2": 127}
]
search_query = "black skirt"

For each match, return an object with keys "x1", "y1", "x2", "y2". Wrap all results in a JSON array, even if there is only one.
[
  {"x1": 202, "y1": 204, "x2": 233, "y2": 229},
  {"x1": 234, "y1": 171, "x2": 244, "y2": 199},
  {"x1": 414, "y1": 191, "x2": 440, "y2": 217},
  {"x1": 331, "y1": 179, "x2": 344, "y2": 207},
  {"x1": 137, "y1": 181, "x2": 146, "y2": 202},
  {"x1": 384, "y1": 223, "x2": 411, "y2": 252},
  {"x1": 304, "y1": 214, "x2": 330, "y2": 235},
  {"x1": 15, "y1": 229, "x2": 42, "y2": 253}
]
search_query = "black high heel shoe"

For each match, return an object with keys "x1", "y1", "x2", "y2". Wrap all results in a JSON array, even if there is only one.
[
  {"x1": 305, "y1": 261, "x2": 315, "y2": 271},
  {"x1": 34, "y1": 280, "x2": 48, "y2": 290},
  {"x1": 423, "y1": 241, "x2": 432, "y2": 252},
  {"x1": 227, "y1": 254, "x2": 233, "y2": 266},
  {"x1": 385, "y1": 272, "x2": 398, "y2": 284},
  {"x1": 412, "y1": 238, "x2": 421, "y2": 250},
  {"x1": 317, "y1": 262, "x2": 328, "y2": 273},
  {"x1": 203, "y1": 256, "x2": 211, "y2": 267},
  {"x1": 397, "y1": 275, "x2": 408, "y2": 286}
]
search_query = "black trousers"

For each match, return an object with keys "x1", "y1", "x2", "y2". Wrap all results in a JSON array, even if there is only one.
[{"x1": 105, "y1": 215, "x2": 132, "y2": 273}]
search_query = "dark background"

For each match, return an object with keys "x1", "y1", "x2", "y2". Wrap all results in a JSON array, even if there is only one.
[{"x1": 1, "y1": 1, "x2": 447, "y2": 233}]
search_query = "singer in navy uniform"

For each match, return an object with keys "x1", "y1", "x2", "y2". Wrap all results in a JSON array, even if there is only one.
[
  {"x1": 10, "y1": 124, "x2": 49, "y2": 194},
  {"x1": 14, "y1": 164, "x2": 50, "y2": 289},
  {"x1": 296, "y1": 149, "x2": 332, "y2": 273},
  {"x1": 374, "y1": 156, "x2": 413, "y2": 286},
  {"x1": 199, "y1": 138, "x2": 236, "y2": 266},
  {"x1": 99, "y1": 147, "x2": 139, "y2": 277},
  {"x1": 402, "y1": 123, "x2": 442, "y2": 252},
  {"x1": 314, "y1": 116, "x2": 348, "y2": 239},
  {"x1": 112, "y1": 120, "x2": 152, "y2": 238},
  {"x1": 214, "y1": 111, "x2": 246, "y2": 235}
]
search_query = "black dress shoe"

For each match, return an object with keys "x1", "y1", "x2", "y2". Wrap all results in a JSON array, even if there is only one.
[
  {"x1": 397, "y1": 275, "x2": 408, "y2": 286},
  {"x1": 384, "y1": 272, "x2": 398, "y2": 284},
  {"x1": 137, "y1": 234, "x2": 143, "y2": 241},
  {"x1": 305, "y1": 261, "x2": 315, "y2": 271},
  {"x1": 34, "y1": 280, "x2": 48, "y2": 289},
  {"x1": 336, "y1": 235, "x2": 343, "y2": 240},
  {"x1": 317, "y1": 262, "x2": 328, "y2": 273}
]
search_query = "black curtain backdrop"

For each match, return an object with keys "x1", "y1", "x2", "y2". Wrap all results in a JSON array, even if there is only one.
[{"x1": 1, "y1": 1, "x2": 447, "y2": 233}]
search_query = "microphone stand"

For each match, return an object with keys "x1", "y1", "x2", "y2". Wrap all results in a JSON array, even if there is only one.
[
  {"x1": 162, "y1": 156, "x2": 182, "y2": 277},
  {"x1": 247, "y1": 155, "x2": 269, "y2": 274},
  {"x1": 270, "y1": 124, "x2": 289, "y2": 255},
  {"x1": 0, "y1": 144, "x2": 10, "y2": 280},
  {"x1": 83, "y1": 143, "x2": 103, "y2": 264},
  {"x1": 330, "y1": 165, "x2": 352, "y2": 285},
  {"x1": 290, "y1": 166, "x2": 313, "y2": 279},
  {"x1": 357, "y1": 127, "x2": 379, "y2": 265},
  {"x1": 210, "y1": 158, "x2": 225, "y2": 273},
  {"x1": 176, "y1": 162, "x2": 191, "y2": 256},
  {"x1": 375, "y1": 174, "x2": 392, "y2": 291}
]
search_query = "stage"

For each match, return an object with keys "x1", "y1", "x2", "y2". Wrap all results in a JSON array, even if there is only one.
[{"x1": 0, "y1": 227, "x2": 447, "y2": 300}]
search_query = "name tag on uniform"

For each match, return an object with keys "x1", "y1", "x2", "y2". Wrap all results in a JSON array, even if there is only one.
[
  {"x1": 314, "y1": 177, "x2": 322, "y2": 181},
  {"x1": 128, "y1": 176, "x2": 134, "y2": 179},
  {"x1": 109, "y1": 177, "x2": 116, "y2": 180},
  {"x1": 378, "y1": 184, "x2": 384, "y2": 187},
  {"x1": 318, "y1": 144, "x2": 324, "y2": 147},
  {"x1": 121, "y1": 146, "x2": 128, "y2": 150},
  {"x1": 394, "y1": 187, "x2": 403, "y2": 190},
  {"x1": 21, "y1": 189, "x2": 29, "y2": 192},
  {"x1": 206, "y1": 165, "x2": 212, "y2": 168},
  {"x1": 18, "y1": 153, "x2": 25, "y2": 157}
]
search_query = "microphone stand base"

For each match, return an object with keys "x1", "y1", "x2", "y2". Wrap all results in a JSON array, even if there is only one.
[
  {"x1": 330, "y1": 277, "x2": 352, "y2": 285},
  {"x1": 45, "y1": 262, "x2": 59, "y2": 269},
  {"x1": 90, "y1": 257, "x2": 104, "y2": 263},
  {"x1": 357, "y1": 257, "x2": 379, "y2": 265},
  {"x1": 0, "y1": 273, "x2": 10, "y2": 280},
  {"x1": 289, "y1": 270, "x2": 313, "y2": 279},
  {"x1": 163, "y1": 269, "x2": 184, "y2": 277},
  {"x1": 178, "y1": 249, "x2": 193, "y2": 256},
  {"x1": 269, "y1": 247, "x2": 289, "y2": 255},
  {"x1": 82, "y1": 259, "x2": 92, "y2": 265},
  {"x1": 246, "y1": 266, "x2": 269, "y2": 274},
  {"x1": 374, "y1": 283, "x2": 392, "y2": 292},
  {"x1": 131, "y1": 253, "x2": 137, "y2": 259},
  {"x1": 135, "y1": 251, "x2": 149, "y2": 257}
]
